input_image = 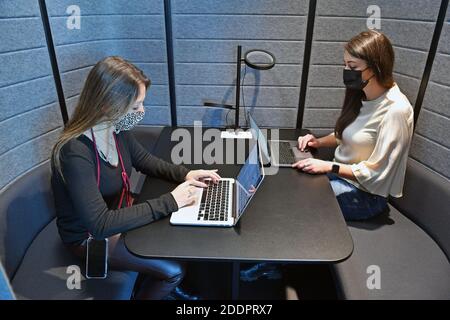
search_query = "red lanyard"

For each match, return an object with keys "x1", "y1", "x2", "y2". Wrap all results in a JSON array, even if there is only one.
[{"x1": 90, "y1": 129, "x2": 132, "y2": 209}]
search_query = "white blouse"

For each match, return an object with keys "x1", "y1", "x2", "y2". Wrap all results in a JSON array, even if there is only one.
[{"x1": 334, "y1": 84, "x2": 414, "y2": 198}]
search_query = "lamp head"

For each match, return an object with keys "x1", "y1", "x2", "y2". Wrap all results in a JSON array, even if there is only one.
[{"x1": 243, "y1": 49, "x2": 276, "y2": 70}]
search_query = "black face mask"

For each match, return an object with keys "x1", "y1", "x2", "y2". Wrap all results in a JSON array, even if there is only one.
[{"x1": 343, "y1": 67, "x2": 374, "y2": 90}]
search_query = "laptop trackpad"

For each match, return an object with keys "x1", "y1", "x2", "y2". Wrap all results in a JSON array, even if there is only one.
[{"x1": 292, "y1": 147, "x2": 312, "y2": 160}]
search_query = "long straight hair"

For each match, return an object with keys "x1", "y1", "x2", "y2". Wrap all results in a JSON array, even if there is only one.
[
  {"x1": 51, "y1": 56, "x2": 150, "y2": 181},
  {"x1": 335, "y1": 30, "x2": 395, "y2": 139}
]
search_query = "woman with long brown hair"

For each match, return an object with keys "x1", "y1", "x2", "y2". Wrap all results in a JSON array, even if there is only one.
[
  {"x1": 294, "y1": 30, "x2": 414, "y2": 220},
  {"x1": 51, "y1": 56, "x2": 220, "y2": 299}
]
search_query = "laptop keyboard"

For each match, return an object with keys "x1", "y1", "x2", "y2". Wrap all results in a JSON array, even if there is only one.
[
  {"x1": 197, "y1": 180, "x2": 230, "y2": 222},
  {"x1": 278, "y1": 141, "x2": 296, "y2": 164}
]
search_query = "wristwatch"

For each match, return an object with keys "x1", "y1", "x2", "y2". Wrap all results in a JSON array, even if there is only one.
[{"x1": 331, "y1": 163, "x2": 340, "y2": 174}]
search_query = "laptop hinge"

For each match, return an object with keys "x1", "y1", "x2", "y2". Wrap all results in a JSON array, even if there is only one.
[{"x1": 231, "y1": 181, "x2": 237, "y2": 223}]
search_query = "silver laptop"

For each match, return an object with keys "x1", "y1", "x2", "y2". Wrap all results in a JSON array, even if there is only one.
[
  {"x1": 170, "y1": 142, "x2": 265, "y2": 227},
  {"x1": 248, "y1": 113, "x2": 312, "y2": 167}
]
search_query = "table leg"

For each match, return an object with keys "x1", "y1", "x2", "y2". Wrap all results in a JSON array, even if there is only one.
[{"x1": 231, "y1": 261, "x2": 240, "y2": 300}]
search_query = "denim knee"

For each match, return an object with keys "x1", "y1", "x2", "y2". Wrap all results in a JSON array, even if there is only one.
[
  {"x1": 327, "y1": 173, "x2": 387, "y2": 221},
  {"x1": 164, "y1": 262, "x2": 185, "y2": 283}
]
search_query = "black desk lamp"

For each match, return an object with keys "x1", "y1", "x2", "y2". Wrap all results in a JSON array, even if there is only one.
[{"x1": 204, "y1": 45, "x2": 276, "y2": 139}]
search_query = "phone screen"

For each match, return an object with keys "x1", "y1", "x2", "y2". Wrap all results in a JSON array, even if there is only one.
[{"x1": 86, "y1": 238, "x2": 108, "y2": 279}]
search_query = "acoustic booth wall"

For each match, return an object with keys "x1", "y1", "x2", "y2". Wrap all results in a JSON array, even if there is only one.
[
  {"x1": 1, "y1": 0, "x2": 449, "y2": 190},
  {"x1": 409, "y1": 5, "x2": 450, "y2": 179},
  {"x1": 46, "y1": 0, "x2": 172, "y2": 125},
  {"x1": 171, "y1": 0, "x2": 308, "y2": 128},
  {"x1": 0, "y1": 0, "x2": 62, "y2": 191},
  {"x1": 303, "y1": 0, "x2": 442, "y2": 134}
]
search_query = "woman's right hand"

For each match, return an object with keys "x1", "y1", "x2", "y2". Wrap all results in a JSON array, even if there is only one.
[
  {"x1": 297, "y1": 134, "x2": 320, "y2": 151},
  {"x1": 170, "y1": 180, "x2": 205, "y2": 209}
]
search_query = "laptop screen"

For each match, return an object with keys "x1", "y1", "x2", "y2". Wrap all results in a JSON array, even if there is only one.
[
  {"x1": 235, "y1": 142, "x2": 265, "y2": 221},
  {"x1": 248, "y1": 113, "x2": 270, "y2": 165}
]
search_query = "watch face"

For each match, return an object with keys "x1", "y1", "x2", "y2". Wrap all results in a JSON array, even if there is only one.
[{"x1": 332, "y1": 164, "x2": 340, "y2": 174}]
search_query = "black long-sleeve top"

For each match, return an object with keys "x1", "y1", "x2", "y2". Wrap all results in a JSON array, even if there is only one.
[{"x1": 51, "y1": 131, "x2": 189, "y2": 245}]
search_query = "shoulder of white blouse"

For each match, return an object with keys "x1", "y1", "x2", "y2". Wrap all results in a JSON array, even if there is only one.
[
  {"x1": 385, "y1": 85, "x2": 412, "y2": 112},
  {"x1": 378, "y1": 104, "x2": 414, "y2": 140},
  {"x1": 384, "y1": 92, "x2": 413, "y2": 118}
]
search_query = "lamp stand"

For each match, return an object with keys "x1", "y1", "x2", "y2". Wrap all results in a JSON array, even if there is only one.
[{"x1": 221, "y1": 45, "x2": 252, "y2": 139}]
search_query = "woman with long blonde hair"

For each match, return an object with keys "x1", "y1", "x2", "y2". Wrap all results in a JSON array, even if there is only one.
[{"x1": 51, "y1": 56, "x2": 219, "y2": 299}]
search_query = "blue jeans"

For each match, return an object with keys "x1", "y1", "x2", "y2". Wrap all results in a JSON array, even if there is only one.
[{"x1": 327, "y1": 173, "x2": 388, "y2": 221}]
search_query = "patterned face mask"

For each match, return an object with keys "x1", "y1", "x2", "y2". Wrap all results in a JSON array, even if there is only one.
[{"x1": 113, "y1": 110, "x2": 145, "y2": 134}]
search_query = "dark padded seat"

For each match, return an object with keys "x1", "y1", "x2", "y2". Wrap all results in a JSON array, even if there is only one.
[
  {"x1": 333, "y1": 159, "x2": 450, "y2": 299},
  {"x1": 334, "y1": 206, "x2": 450, "y2": 299},
  {"x1": 11, "y1": 220, "x2": 137, "y2": 300},
  {"x1": 129, "y1": 126, "x2": 164, "y2": 194},
  {"x1": 0, "y1": 126, "x2": 164, "y2": 299},
  {"x1": 0, "y1": 161, "x2": 138, "y2": 300},
  {"x1": 132, "y1": 125, "x2": 164, "y2": 151}
]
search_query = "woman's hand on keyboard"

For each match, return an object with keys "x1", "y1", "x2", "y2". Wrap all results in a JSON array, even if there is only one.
[
  {"x1": 185, "y1": 169, "x2": 221, "y2": 187},
  {"x1": 297, "y1": 134, "x2": 320, "y2": 151},
  {"x1": 171, "y1": 180, "x2": 205, "y2": 209}
]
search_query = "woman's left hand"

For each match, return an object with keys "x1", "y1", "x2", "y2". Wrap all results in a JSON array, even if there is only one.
[
  {"x1": 292, "y1": 159, "x2": 332, "y2": 174},
  {"x1": 185, "y1": 169, "x2": 221, "y2": 187}
]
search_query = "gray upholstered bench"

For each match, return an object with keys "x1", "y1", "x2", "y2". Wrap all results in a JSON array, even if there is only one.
[
  {"x1": 0, "y1": 126, "x2": 163, "y2": 299},
  {"x1": 332, "y1": 158, "x2": 450, "y2": 299}
]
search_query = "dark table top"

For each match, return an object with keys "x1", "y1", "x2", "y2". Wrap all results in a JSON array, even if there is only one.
[{"x1": 124, "y1": 127, "x2": 353, "y2": 263}]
